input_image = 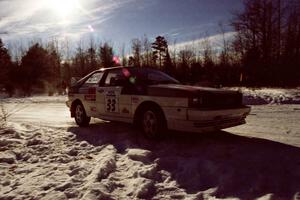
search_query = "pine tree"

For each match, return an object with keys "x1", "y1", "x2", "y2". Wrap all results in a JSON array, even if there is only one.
[
  {"x1": 0, "y1": 39, "x2": 12, "y2": 83},
  {"x1": 47, "y1": 40, "x2": 61, "y2": 93},
  {"x1": 164, "y1": 49, "x2": 173, "y2": 75},
  {"x1": 99, "y1": 42, "x2": 114, "y2": 68},
  {"x1": 20, "y1": 43, "x2": 51, "y2": 96},
  {"x1": 87, "y1": 38, "x2": 98, "y2": 72},
  {"x1": 0, "y1": 39, "x2": 13, "y2": 96},
  {"x1": 151, "y1": 36, "x2": 168, "y2": 70}
]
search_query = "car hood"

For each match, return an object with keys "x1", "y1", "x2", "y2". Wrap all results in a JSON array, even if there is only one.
[{"x1": 147, "y1": 84, "x2": 240, "y2": 97}]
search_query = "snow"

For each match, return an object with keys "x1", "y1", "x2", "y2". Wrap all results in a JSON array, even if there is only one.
[
  {"x1": 1, "y1": 88, "x2": 300, "y2": 105},
  {"x1": 229, "y1": 87, "x2": 300, "y2": 105},
  {"x1": 0, "y1": 151, "x2": 16, "y2": 164},
  {"x1": 0, "y1": 94, "x2": 67, "y2": 104},
  {"x1": 127, "y1": 149, "x2": 152, "y2": 164},
  {"x1": 0, "y1": 89, "x2": 300, "y2": 199}
]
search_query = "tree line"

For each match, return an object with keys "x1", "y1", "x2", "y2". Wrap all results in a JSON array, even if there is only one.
[
  {"x1": 233, "y1": 0, "x2": 300, "y2": 86},
  {"x1": 0, "y1": 0, "x2": 299, "y2": 96}
]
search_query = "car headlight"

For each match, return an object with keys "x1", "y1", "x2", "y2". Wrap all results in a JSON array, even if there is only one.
[{"x1": 189, "y1": 97, "x2": 203, "y2": 107}]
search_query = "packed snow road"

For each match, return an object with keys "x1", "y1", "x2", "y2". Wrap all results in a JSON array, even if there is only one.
[
  {"x1": 4, "y1": 100, "x2": 300, "y2": 148},
  {"x1": 1, "y1": 95, "x2": 300, "y2": 199}
]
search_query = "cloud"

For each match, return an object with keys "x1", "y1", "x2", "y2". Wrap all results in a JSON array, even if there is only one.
[
  {"x1": 90, "y1": 0, "x2": 135, "y2": 14},
  {"x1": 169, "y1": 31, "x2": 236, "y2": 52},
  {"x1": 0, "y1": 0, "x2": 135, "y2": 43},
  {"x1": 0, "y1": 0, "x2": 42, "y2": 25}
]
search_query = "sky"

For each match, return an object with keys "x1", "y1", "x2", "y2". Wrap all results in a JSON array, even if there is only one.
[{"x1": 0, "y1": 0, "x2": 243, "y2": 55}]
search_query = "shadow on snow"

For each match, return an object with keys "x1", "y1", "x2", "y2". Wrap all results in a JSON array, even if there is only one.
[{"x1": 67, "y1": 122, "x2": 300, "y2": 199}]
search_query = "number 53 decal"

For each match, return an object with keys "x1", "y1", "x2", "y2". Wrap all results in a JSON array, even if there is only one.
[{"x1": 105, "y1": 97, "x2": 119, "y2": 112}]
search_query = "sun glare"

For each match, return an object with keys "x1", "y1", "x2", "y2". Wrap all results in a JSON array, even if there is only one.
[{"x1": 44, "y1": 0, "x2": 79, "y2": 18}]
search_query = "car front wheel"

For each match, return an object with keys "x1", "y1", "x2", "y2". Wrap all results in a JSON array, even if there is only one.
[
  {"x1": 142, "y1": 108, "x2": 165, "y2": 139},
  {"x1": 75, "y1": 103, "x2": 90, "y2": 127}
]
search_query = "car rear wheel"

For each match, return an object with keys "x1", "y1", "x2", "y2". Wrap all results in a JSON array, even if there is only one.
[
  {"x1": 141, "y1": 108, "x2": 165, "y2": 139},
  {"x1": 75, "y1": 103, "x2": 90, "y2": 127}
]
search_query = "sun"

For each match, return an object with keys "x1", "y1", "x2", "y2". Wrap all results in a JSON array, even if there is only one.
[{"x1": 43, "y1": 0, "x2": 80, "y2": 18}]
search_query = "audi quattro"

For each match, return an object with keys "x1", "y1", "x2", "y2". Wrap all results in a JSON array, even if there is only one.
[{"x1": 66, "y1": 66, "x2": 251, "y2": 138}]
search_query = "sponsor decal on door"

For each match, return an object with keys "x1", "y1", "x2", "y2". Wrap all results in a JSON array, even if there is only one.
[{"x1": 105, "y1": 91, "x2": 119, "y2": 113}]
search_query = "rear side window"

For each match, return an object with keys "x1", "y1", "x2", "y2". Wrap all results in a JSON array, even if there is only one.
[{"x1": 148, "y1": 72, "x2": 167, "y2": 82}]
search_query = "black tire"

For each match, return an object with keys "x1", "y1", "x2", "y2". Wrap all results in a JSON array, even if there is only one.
[
  {"x1": 74, "y1": 103, "x2": 90, "y2": 127},
  {"x1": 140, "y1": 107, "x2": 166, "y2": 139}
]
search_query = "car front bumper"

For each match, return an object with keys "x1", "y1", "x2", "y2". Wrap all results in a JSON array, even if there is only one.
[{"x1": 167, "y1": 106, "x2": 251, "y2": 133}]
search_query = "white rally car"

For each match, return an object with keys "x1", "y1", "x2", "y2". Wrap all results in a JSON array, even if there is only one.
[{"x1": 66, "y1": 66, "x2": 251, "y2": 138}]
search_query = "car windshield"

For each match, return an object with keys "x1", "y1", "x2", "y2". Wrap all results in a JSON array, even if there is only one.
[{"x1": 128, "y1": 68, "x2": 180, "y2": 85}]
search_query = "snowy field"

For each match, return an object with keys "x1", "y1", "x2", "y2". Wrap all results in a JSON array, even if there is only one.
[
  {"x1": 239, "y1": 87, "x2": 300, "y2": 105},
  {"x1": 0, "y1": 88, "x2": 300, "y2": 200}
]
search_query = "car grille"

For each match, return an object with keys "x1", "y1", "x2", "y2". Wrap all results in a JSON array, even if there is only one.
[{"x1": 202, "y1": 92, "x2": 243, "y2": 109}]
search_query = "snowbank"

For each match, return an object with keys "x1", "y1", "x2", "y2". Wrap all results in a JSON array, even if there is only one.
[
  {"x1": 1, "y1": 95, "x2": 67, "y2": 104},
  {"x1": 2, "y1": 88, "x2": 300, "y2": 105},
  {"x1": 228, "y1": 87, "x2": 300, "y2": 105}
]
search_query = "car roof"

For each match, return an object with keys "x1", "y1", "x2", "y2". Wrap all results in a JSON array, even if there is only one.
[
  {"x1": 90, "y1": 66, "x2": 164, "y2": 77},
  {"x1": 98, "y1": 66, "x2": 132, "y2": 72},
  {"x1": 78, "y1": 66, "x2": 134, "y2": 82}
]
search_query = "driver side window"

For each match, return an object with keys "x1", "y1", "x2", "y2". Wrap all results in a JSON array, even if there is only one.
[{"x1": 83, "y1": 72, "x2": 104, "y2": 87}]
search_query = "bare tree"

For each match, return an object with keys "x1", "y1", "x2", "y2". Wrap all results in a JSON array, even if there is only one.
[
  {"x1": 131, "y1": 38, "x2": 142, "y2": 67},
  {"x1": 86, "y1": 36, "x2": 98, "y2": 72},
  {"x1": 201, "y1": 37, "x2": 214, "y2": 68},
  {"x1": 177, "y1": 48, "x2": 194, "y2": 82},
  {"x1": 142, "y1": 35, "x2": 151, "y2": 67},
  {"x1": 218, "y1": 21, "x2": 230, "y2": 66},
  {"x1": 170, "y1": 39, "x2": 177, "y2": 68},
  {"x1": 231, "y1": 0, "x2": 300, "y2": 85},
  {"x1": 73, "y1": 40, "x2": 86, "y2": 76},
  {"x1": 121, "y1": 43, "x2": 127, "y2": 66}
]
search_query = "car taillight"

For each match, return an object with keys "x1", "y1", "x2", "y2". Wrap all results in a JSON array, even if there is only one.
[{"x1": 88, "y1": 87, "x2": 96, "y2": 94}]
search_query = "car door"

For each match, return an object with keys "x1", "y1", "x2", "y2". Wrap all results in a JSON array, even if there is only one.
[
  {"x1": 79, "y1": 71, "x2": 104, "y2": 117},
  {"x1": 96, "y1": 69, "x2": 133, "y2": 122}
]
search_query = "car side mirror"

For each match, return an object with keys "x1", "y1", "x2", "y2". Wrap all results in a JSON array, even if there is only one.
[{"x1": 70, "y1": 77, "x2": 80, "y2": 86}]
